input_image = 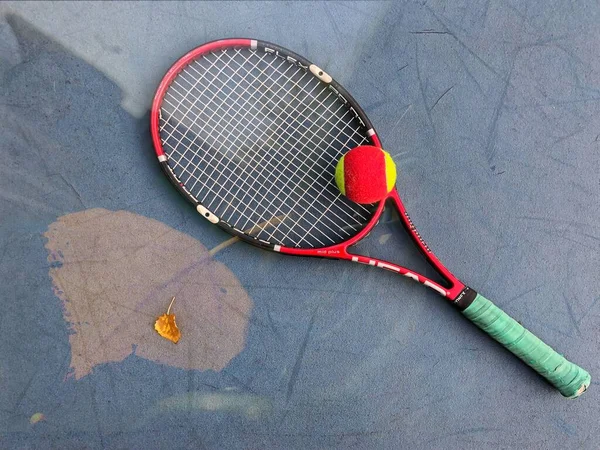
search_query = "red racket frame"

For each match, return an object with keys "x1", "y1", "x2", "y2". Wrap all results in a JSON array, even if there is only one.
[{"x1": 151, "y1": 38, "x2": 466, "y2": 302}]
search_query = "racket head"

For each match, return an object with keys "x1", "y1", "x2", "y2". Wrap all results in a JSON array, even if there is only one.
[{"x1": 151, "y1": 38, "x2": 383, "y2": 251}]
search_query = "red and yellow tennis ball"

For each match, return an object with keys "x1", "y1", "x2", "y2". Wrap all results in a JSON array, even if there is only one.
[{"x1": 335, "y1": 145, "x2": 397, "y2": 204}]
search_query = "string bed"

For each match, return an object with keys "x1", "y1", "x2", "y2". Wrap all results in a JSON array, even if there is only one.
[{"x1": 159, "y1": 47, "x2": 375, "y2": 248}]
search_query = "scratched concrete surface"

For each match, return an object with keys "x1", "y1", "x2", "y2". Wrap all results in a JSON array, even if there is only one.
[{"x1": 1, "y1": 1, "x2": 599, "y2": 449}]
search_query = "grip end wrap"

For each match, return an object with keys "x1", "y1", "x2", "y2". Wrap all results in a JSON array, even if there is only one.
[{"x1": 462, "y1": 294, "x2": 591, "y2": 398}]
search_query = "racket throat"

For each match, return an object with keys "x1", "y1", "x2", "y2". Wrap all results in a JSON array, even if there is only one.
[{"x1": 385, "y1": 192, "x2": 468, "y2": 299}]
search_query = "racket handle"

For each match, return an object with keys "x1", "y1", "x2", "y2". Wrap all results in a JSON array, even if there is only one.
[{"x1": 461, "y1": 293, "x2": 591, "y2": 398}]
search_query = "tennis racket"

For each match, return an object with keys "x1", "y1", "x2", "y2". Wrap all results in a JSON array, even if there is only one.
[{"x1": 150, "y1": 38, "x2": 590, "y2": 398}]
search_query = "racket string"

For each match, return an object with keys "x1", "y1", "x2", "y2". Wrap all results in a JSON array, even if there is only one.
[
  {"x1": 159, "y1": 50, "x2": 247, "y2": 155},
  {"x1": 164, "y1": 53, "x2": 369, "y2": 239},
  {"x1": 162, "y1": 67, "x2": 368, "y2": 246},
  {"x1": 163, "y1": 49, "x2": 278, "y2": 185},
  {"x1": 186, "y1": 54, "x2": 330, "y2": 218},
  {"x1": 161, "y1": 107, "x2": 365, "y2": 248},
  {"x1": 159, "y1": 47, "x2": 374, "y2": 248},
  {"x1": 265, "y1": 109, "x2": 369, "y2": 243},
  {"x1": 161, "y1": 71, "x2": 362, "y2": 245},
  {"x1": 166, "y1": 52, "x2": 365, "y2": 210}
]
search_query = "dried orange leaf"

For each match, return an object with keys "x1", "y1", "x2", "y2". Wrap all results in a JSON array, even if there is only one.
[
  {"x1": 155, "y1": 314, "x2": 181, "y2": 343},
  {"x1": 155, "y1": 297, "x2": 181, "y2": 343}
]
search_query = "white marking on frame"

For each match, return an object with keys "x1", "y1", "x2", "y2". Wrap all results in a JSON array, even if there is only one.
[
  {"x1": 274, "y1": 245, "x2": 281, "y2": 252},
  {"x1": 158, "y1": 155, "x2": 167, "y2": 162},
  {"x1": 196, "y1": 205, "x2": 219, "y2": 224},
  {"x1": 250, "y1": 40, "x2": 257, "y2": 50},
  {"x1": 351, "y1": 256, "x2": 359, "y2": 262},
  {"x1": 366, "y1": 128, "x2": 375, "y2": 137},
  {"x1": 309, "y1": 64, "x2": 332, "y2": 83},
  {"x1": 424, "y1": 281, "x2": 447, "y2": 296},
  {"x1": 369, "y1": 260, "x2": 376, "y2": 266},
  {"x1": 377, "y1": 262, "x2": 400, "y2": 272},
  {"x1": 403, "y1": 272, "x2": 419, "y2": 281}
]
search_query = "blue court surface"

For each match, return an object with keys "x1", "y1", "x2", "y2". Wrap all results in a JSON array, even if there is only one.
[{"x1": 1, "y1": 2, "x2": 599, "y2": 449}]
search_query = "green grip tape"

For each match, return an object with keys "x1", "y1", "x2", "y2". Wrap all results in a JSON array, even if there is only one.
[{"x1": 462, "y1": 293, "x2": 591, "y2": 398}]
